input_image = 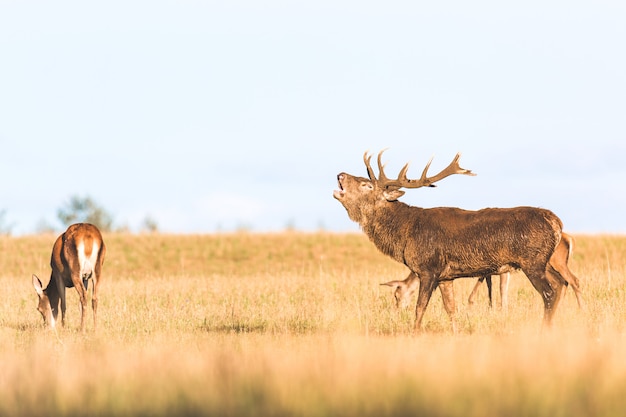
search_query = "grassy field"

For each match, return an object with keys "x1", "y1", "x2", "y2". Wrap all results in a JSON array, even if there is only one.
[{"x1": 1, "y1": 232, "x2": 626, "y2": 416}]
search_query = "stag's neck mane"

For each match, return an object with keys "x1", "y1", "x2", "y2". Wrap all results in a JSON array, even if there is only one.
[{"x1": 361, "y1": 201, "x2": 417, "y2": 264}]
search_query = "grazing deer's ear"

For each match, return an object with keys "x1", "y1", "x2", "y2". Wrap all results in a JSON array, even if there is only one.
[
  {"x1": 32, "y1": 274, "x2": 44, "y2": 297},
  {"x1": 383, "y1": 189, "x2": 405, "y2": 201},
  {"x1": 380, "y1": 280, "x2": 402, "y2": 289}
]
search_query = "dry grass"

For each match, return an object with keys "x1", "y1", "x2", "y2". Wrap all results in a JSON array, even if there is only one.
[{"x1": 1, "y1": 232, "x2": 625, "y2": 416}]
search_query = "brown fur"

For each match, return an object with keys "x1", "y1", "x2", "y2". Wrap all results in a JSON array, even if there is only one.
[
  {"x1": 32, "y1": 223, "x2": 106, "y2": 331},
  {"x1": 383, "y1": 232, "x2": 582, "y2": 313},
  {"x1": 467, "y1": 232, "x2": 582, "y2": 308},
  {"x1": 334, "y1": 152, "x2": 581, "y2": 332}
]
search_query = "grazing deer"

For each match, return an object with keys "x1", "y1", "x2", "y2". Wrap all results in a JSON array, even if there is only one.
[
  {"x1": 382, "y1": 271, "x2": 510, "y2": 309},
  {"x1": 334, "y1": 150, "x2": 582, "y2": 332},
  {"x1": 32, "y1": 223, "x2": 106, "y2": 331}
]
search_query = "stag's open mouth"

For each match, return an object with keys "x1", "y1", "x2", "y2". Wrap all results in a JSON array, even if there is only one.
[{"x1": 333, "y1": 175, "x2": 346, "y2": 199}]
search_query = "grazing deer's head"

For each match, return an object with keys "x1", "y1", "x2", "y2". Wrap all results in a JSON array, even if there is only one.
[
  {"x1": 32, "y1": 274, "x2": 56, "y2": 329},
  {"x1": 380, "y1": 275, "x2": 420, "y2": 309},
  {"x1": 333, "y1": 149, "x2": 475, "y2": 223}
]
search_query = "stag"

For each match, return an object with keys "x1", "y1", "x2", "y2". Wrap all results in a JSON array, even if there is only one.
[
  {"x1": 382, "y1": 232, "x2": 581, "y2": 311},
  {"x1": 334, "y1": 150, "x2": 581, "y2": 332},
  {"x1": 32, "y1": 223, "x2": 106, "y2": 331}
]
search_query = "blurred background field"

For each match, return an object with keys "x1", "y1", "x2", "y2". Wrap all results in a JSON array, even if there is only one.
[{"x1": 1, "y1": 232, "x2": 625, "y2": 416}]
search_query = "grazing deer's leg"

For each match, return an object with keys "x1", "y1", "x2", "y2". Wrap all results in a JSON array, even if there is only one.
[
  {"x1": 500, "y1": 272, "x2": 510, "y2": 310},
  {"x1": 467, "y1": 276, "x2": 494, "y2": 308},
  {"x1": 73, "y1": 270, "x2": 88, "y2": 332},
  {"x1": 413, "y1": 276, "x2": 438, "y2": 333},
  {"x1": 438, "y1": 280, "x2": 458, "y2": 334},
  {"x1": 56, "y1": 279, "x2": 67, "y2": 327},
  {"x1": 485, "y1": 275, "x2": 493, "y2": 308},
  {"x1": 467, "y1": 277, "x2": 485, "y2": 306},
  {"x1": 549, "y1": 241, "x2": 584, "y2": 309},
  {"x1": 555, "y1": 264, "x2": 583, "y2": 308},
  {"x1": 92, "y1": 272, "x2": 101, "y2": 331}
]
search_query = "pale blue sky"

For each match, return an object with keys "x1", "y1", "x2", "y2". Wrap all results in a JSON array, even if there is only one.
[{"x1": 1, "y1": 1, "x2": 625, "y2": 235}]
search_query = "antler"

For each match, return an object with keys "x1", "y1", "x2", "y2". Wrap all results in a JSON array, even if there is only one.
[{"x1": 364, "y1": 149, "x2": 476, "y2": 189}]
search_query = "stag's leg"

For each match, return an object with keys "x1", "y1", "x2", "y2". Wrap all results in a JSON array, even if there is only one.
[
  {"x1": 499, "y1": 272, "x2": 510, "y2": 310},
  {"x1": 545, "y1": 267, "x2": 567, "y2": 320},
  {"x1": 467, "y1": 276, "x2": 485, "y2": 306},
  {"x1": 485, "y1": 275, "x2": 493, "y2": 308},
  {"x1": 438, "y1": 280, "x2": 458, "y2": 334},
  {"x1": 524, "y1": 266, "x2": 565, "y2": 327},
  {"x1": 413, "y1": 276, "x2": 438, "y2": 333}
]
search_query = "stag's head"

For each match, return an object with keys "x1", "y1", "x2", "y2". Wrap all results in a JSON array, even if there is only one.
[
  {"x1": 333, "y1": 149, "x2": 475, "y2": 223},
  {"x1": 32, "y1": 274, "x2": 55, "y2": 329}
]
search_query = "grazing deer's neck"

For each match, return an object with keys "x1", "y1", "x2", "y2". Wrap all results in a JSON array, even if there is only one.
[{"x1": 44, "y1": 278, "x2": 60, "y2": 317}]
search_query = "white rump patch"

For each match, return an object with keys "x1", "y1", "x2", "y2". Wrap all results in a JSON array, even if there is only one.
[{"x1": 77, "y1": 240, "x2": 99, "y2": 280}]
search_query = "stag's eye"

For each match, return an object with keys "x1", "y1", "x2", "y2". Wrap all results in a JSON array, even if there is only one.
[{"x1": 360, "y1": 182, "x2": 373, "y2": 190}]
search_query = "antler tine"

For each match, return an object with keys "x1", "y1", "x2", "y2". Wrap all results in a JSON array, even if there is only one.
[
  {"x1": 376, "y1": 149, "x2": 392, "y2": 183},
  {"x1": 397, "y1": 161, "x2": 412, "y2": 183},
  {"x1": 407, "y1": 152, "x2": 475, "y2": 189},
  {"x1": 363, "y1": 151, "x2": 377, "y2": 181},
  {"x1": 418, "y1": 157, "x2": 435, "y2": 187}
]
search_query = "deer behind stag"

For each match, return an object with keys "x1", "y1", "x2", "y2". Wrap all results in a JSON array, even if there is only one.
[{"x1": 334, "y1": 150, "x2": 582, "y2": 332}]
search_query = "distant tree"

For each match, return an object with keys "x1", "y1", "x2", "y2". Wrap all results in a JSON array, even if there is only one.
[
  {"x1": 0, "y1": 209, "x2": 15, "y2": 236},
  {"x1": 140, "y1": 215, "x2": 159, "y2": 233},
  {"x1": 57, "y1": 195, "x2": 114, "y2": 232}
]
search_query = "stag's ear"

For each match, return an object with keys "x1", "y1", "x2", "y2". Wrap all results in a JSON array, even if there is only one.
[
  {"x1": 32, "y1": 275, "x2": 44, "y2": 297},
  {"x1": 382, "y1": 189, "x2": 405, "y2": 201}
]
